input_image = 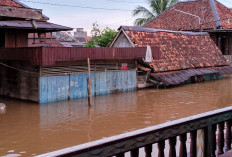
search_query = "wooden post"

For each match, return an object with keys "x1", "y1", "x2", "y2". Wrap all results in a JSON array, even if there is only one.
[{"x1": 87, "y1": 58, "x2": 92, "y2": 107}]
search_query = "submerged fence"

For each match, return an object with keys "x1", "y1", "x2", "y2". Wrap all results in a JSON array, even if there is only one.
[{"x1": 37, "y1": 106, "x2": 232, "y2": 157}]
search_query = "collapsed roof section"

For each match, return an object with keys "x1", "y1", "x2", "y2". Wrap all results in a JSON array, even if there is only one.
[{"x1": 144, "y1": 0, "x2": 232, "y2": 31}]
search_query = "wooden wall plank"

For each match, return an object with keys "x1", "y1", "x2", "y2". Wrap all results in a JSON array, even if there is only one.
[{"x1": 0, "y1": 6, "x2": 43, "y2": 20}]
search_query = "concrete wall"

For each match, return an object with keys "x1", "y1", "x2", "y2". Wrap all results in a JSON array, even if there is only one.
[
  {"x1": 39, "y1": 70, "x2": 137, "y2": 103},
  {"x1": 0, "y1": 61, "x2": 39, "y2": 101}
]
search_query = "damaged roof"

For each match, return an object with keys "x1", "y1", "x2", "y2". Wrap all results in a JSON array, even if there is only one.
[
  {"x1": 144, "y1": 0, "x2": 232, "y2": 31},
  {"x1": 117, "y1": 26, "x2": 228, "y2": 72}
]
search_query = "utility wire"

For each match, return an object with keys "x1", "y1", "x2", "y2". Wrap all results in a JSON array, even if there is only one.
[
  {"x1": 0, "y1": 62, "x2": 39, "y2": 75},
  {"x1": 19, "y1": 0, "x2": 134, "y2": 11},
  {"x1": 104, "y1": 0, "x2": 145, "y2": 4}
]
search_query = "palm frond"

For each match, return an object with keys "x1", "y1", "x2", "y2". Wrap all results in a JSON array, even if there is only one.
[
  {"x1": 132, "y1": 5, "x2": 154, "y2": 18},
  {"x1": 134, "y1": 17, "x2": 153, "y2": 26},
  {"x1": 133, "y1": 0, "x2": 179, "y2": 26}
]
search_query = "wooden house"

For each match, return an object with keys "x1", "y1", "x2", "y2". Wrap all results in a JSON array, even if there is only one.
[
  {"x1": 0, "y1": 0, "x2": 152, "y2": 103},
  {"x1": 143, "y1": 0, "x2": 232, "y2": 62},
  {"x1": 110, "y1": 26, "x2": 232, "y2": 86}
]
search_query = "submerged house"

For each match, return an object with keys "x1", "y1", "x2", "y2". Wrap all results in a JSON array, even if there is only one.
[
  {"x1": 0, "y1": 0, "x2": 147, "y2": 103},
  {"x1": 110, "y1": 26, "x2": 232, "y2": 86},
  {"x1": 144, "y1": 0, "x2": 232, "y2": 61}
]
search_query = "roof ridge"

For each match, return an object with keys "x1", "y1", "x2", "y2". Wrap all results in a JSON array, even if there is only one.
[
  {"x1": 208, "y1": 0, "x2": 222, "y2": 28},
  {"x1": 120, "y1": 25, "x2": 208, "y2": 36}
]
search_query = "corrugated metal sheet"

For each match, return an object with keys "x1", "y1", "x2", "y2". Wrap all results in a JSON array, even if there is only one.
[
  {"x1": 151, "y1": 66, "x2": 232, "y2": 86},
  {"x1": 0, "y1": 47, "x2": 161, "y2": 66},
  {"x1": 39, "y1": 70, "x2": 137, "y2": 103},
  {"x1": 39, "y1": 75, "x2": 69, "y2": 103},
  {"x1": 0, "y1": 20, "x2": 72, "y2": 31}
]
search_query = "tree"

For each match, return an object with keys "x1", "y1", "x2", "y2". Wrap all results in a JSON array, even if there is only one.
[
  {"x1": 97, "y1": 28, "x2": 117, "y2": 47},
  {"x1": 133, "y1": 0, "x2": 178, "y2": 26},
  {"x1": 85, "y1": 26, "x2": 117, "y2": 47}
]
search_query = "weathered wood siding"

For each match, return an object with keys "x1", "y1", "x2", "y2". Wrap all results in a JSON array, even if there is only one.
[
  {"x1": 5, "y1": 30, "x2": 28, "y2": 48},
  {"x1": 39, "y1": 70, "x2": 137, "y2": 103},
  {"x1": 112, "y1": 32, "x2": 133, "y2": 47},
  {"x1": 0, "y1": 61, "x2": 39, "y2": 101}
]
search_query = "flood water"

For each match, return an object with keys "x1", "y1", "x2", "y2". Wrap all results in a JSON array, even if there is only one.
[{"x1": 1, "y1": 75, "x2": 232, "y2": 156}]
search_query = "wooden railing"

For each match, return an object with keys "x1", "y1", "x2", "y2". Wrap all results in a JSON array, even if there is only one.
[
  {"x1": 0, "y1": 47, "x2": 161, "y2": 67},
  {"x1": 36, "y1": 107, "x2": 232, "y2": 157}
]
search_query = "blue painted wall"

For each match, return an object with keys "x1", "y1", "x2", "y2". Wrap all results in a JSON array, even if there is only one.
[
  {"x1": 39, "y1": 70, "x2": 137, "y2": 103},
  {"x1": 39, "y1": 75, "x2": 69, "y2": 103}
]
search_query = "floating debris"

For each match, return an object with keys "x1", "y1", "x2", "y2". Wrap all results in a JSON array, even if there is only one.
[{"x1": 0, "y1": 103, "x2": 6, "y2": 114}]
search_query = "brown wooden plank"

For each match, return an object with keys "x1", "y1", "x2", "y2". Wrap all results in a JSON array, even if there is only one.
[{"x1": 0, "y1": 6, "x2": 43, "y2": 20}]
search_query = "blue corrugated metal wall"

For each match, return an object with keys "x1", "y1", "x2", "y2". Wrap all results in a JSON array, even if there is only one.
[
  {"x1": 39, "y1": 70, "x2": 137, "y2": 103},
  {"x1": 39, "y1": 75, "x2": 69, "y2": 103}
]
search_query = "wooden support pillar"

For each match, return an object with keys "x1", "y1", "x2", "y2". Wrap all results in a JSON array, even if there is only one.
[
  {"x1": 131, "y1": 148, "x2": 139, "y2": 157},
  {"x1": 218, "y1": 122, "x2": 225, "y2": 155},
  {"x1": 169, "y1": 137, "x2": 177, "y2": 157},
  {"x1": 226, "y1": 120, "x2": 232, "y2": 152},
  {"x1": 158, "y1": 140, "x2": 165, "y2": 157},
  {"x1": 179, "y1": 133, "x2": 187, "y2": 157},
  {"x1": 190, "y1": 130, "x2": 197, "y2": 157},
  {"x1": 145, "y1": 144, "x2": 152, "y2": 157},
  {"x1": 207, "y1": 125, "x2": 216, "y2": 157},
  {"x1": 116, "y1": 153, "x2": 124, "y2": 157},
  {"x1": 87, "y1": 58, "x2": 92, "y2": 107}
]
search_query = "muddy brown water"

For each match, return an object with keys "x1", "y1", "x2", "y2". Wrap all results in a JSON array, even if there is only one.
[{"x1": 1, "y1": 75, "x2": 232, "y2": 156}]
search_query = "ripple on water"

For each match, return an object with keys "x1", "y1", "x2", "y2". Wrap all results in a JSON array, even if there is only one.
[{"x1": 2, "y1": 154, "x2": 21, "y2": 157}]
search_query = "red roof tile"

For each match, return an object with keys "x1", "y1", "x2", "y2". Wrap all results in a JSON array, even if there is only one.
[
  {"x1": 0, "y1": 0, "x2": 24, "y2": 7},
  {"x1": 144, "y1": 0, "x2": 232, "y2": 30},
  {"x1": 122, "y1": 26, "x2": 228, "y2": 72}
]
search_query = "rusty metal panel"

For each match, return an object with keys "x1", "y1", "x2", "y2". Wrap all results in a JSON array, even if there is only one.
[
  {"x1": 151, "y1": 66, "x2": 232, "y2": 86},
  {"x1": 0, "y1": 47, "x2": 161, "y2": 66}
]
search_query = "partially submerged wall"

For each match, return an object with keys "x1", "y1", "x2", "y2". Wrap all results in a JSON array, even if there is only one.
[
  {"x1": 39, "y1": 70, "x2": 136, "y2": 103},
  {"x1": 0, "y1": 60, "x2": 137, "y2": 103},
  {"x1": 0, "y1": 61, "x2": 39, "y2": 101}
]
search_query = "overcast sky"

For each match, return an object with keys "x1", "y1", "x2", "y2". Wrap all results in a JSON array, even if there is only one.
[{"x1": 19, "y1": 0, "x2": 232, "y2": 35}]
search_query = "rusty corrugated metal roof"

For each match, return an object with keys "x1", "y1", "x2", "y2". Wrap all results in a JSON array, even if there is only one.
[
  {"x1": 151, "y1": 66, "x2": 232, "y2": 86},
  {"x1": 0, "y1": 20, "x2": 72, "y2": 32}
]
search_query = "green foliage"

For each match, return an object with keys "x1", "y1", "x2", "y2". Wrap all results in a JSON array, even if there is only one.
[
  {"x1": 85, "y1": 24, "x2": 117, "y2": 47},
  {"x1": 84, "y1": 39, "x2": 97, "y2": 47},
  {"x1": 133, "y1": 0, "x2": 178, "y2": 26},
  {"x1": 97, "y1": 28, "x2": 117, "y2": 47}
]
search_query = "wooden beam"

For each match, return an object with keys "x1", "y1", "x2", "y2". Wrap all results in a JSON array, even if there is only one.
[{"x1": 0, "y1": 6, "x2": 43, "y2": 20}]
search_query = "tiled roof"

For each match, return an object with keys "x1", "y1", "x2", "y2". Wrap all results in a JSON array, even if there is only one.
[
  {"x1": 28, "y1": 33, "x2": 64, "y2": 47},
  {"x1": 0, "y1": 0, "x2": 25, "y2": 7},
  {"x1": 122, "y1": 26, "x2": 228, "y2": 72},
  {"x1": 144, "y1": 0, "x2": 232, "y2": 30},
  {"x1": 28, "y1": 33, "x2": 55, "y2": 39}
]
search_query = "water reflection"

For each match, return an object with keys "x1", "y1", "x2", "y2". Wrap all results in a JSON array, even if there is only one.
[{"x1": 1, "y1": 75, "x2": 232, "y2": 156}]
